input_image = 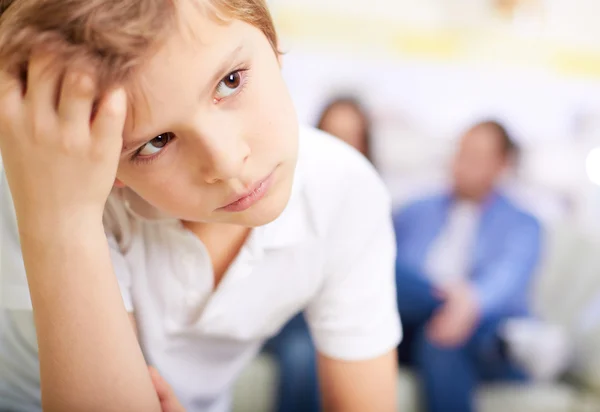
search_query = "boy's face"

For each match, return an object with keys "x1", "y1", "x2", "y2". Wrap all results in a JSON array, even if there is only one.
[{"x1": 116, "y1": 4, "x2": 298, "y2": 227}]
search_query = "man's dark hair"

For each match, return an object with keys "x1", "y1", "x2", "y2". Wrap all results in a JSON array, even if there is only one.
[{"x1": 472, "y1": 120, "x2": 519, "y2": 159}]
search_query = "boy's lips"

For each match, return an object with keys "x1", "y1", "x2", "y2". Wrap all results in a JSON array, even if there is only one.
[{"x1": 219, "y1": 171, "x2": 275, "y2": 213}]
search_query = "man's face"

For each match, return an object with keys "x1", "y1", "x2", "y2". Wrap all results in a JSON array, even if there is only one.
[{"x1": 452, "y1": 126, "x2": 508, "y2": 200}]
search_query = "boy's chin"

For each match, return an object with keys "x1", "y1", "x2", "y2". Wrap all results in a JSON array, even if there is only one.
[{"x1": 231, "y1": 186, "x2": 293, "y2": 228}]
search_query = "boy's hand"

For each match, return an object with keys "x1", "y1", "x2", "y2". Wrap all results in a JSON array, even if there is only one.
[
  {"x1": 149, "y1": 367, "x2": 186, "y2": 412},
  {"x1": 0, "y1": 54, "x2": 127, "y2": 231}
]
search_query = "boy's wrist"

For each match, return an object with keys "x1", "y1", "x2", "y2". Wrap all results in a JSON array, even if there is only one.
[{"x1": 16, "y1": 208, "x2": 105, "y2": 242}]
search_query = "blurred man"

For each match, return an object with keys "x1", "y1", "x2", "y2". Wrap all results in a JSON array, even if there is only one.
[{"x1": 394, "y1": 121, "x2": 542, "y2": 412}]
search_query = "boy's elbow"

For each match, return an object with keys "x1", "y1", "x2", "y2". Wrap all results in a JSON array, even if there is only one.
[{"x1": 41, "y1": 387, "x2": 162, "y2": 412}]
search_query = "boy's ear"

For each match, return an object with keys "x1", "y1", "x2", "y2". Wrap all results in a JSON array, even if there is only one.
[{"x1": 114, "y1": 179, "x2": 126, "y2": 189}]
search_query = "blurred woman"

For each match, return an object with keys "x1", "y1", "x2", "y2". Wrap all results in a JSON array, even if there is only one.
[{"x1": 317, "y1": 96, "x2": 373, "y2": 162}]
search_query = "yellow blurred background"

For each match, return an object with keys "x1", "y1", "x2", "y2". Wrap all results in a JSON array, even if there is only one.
[{"x1": 268, "y1": 0, "x2": 600, "y2": 238}]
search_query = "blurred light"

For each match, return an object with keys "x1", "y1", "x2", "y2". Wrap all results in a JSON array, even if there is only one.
[{"x1": 586, "y1": 147, "x2": 600, "y2": 186}]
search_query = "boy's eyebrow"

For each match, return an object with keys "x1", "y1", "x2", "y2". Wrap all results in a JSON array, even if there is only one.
[
  {"x1": 204, "y1": 43, "x2": 245, "y2": 97},
  {"x1": 122, "y1": 43, "x2": 246, "y2": 154},
  {"x1": 122, "y1": 134, "x2": 152, "y2": 155}
]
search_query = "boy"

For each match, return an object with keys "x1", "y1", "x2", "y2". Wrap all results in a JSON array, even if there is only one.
[{"x1": 0, "y1": 1, "x2": 400, "y2": 411}]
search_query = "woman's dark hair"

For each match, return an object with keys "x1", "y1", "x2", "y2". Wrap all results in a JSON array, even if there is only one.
[{"x1": 316, "y1": 96, "x2": 373, "y2": 163}]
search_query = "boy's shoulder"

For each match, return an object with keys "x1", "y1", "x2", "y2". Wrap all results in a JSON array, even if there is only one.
[
  {"x1": 295, "y1": 126, "x2": 391, "y2": 234},
  {"x1": 297, "y1": 125, "x2": 384, "y2": 191}
]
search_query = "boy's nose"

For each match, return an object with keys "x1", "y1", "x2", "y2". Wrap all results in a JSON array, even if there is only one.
[
  {"x1": 190, "y1": 124, "x2": 251, "y2": 184},
  {"x1": 202, "y1": 146, "x2": 250, "y2": 184}
]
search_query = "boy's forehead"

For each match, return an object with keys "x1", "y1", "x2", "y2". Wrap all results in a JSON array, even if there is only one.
[
  {"x1": 176, "y1": 0, "x2": 236, "y2": 35},
  {"x1": 123, "y1": 14, "x2": 252, "y2": 143}
]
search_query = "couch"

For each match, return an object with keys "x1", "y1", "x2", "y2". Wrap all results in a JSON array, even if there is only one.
[{"x1": 232, "y1": 223, "x2": 600, "y2": 412}]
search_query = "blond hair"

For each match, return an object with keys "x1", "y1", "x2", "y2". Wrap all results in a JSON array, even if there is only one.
[{"x1": 0, "y1": 0, "x2": 278, "y2": 93}]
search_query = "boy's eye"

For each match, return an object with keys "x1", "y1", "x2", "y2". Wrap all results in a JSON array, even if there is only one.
[
  {"x1": 137, "y1": 132, "x2": 175, "y2": 156},
  {"x1": 215, "y1": 71, "x2": 243, "y2": 99}
]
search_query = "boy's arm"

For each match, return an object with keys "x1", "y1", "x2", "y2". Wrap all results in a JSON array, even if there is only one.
[
  {"x1": 318, "y1": 351, "x2": 397, "y2": 412},
  {"x1": 306, "y1": 167, "x2": 400, "y2": 412},
  {"x1": 0, "y1": 58, "x2": 160, "y2": 411},
  {"x1": 130, "y1": 314, "x2": 139, "y2": 339},
  {"x1": 21, "y1": 224, "x2": 160, "y2": 412}
]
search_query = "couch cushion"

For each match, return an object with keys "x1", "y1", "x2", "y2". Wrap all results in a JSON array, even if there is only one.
[
  {"x1": 398, "y1": 367, "x2": 579, "y2": 412},
  {"x1": 233, "y1": 356, "x2": 586, "y2": 412},
  {"x1": 533, "y1": 224, "x2": 600, "y2": 393},
  {"x1": 232, "y1": 355, "x2": 278, "y2": 412},
  {"x1": 478, "y1": 382, "x2": 577, "y2": 412}
]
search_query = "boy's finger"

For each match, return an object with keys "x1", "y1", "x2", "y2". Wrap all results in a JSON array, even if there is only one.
[
  {"x1": 25, "y1": 52, "x2": 60, "y2": 116},
  {"x1": 0, "y1": 69, "x2": 23, "y2": 127},
  {"x1": 58, "y1": 69, "x2": 96, "y2": 127},
  {"x1": 91, "y1": 88, "x2": 127, "y2": 143},
  {"x1": 149, "y1": 366, "x2": 170, "y2": 399},
  {"x1": 149, "y1": 367, "x2": 185, "y2": 412}
]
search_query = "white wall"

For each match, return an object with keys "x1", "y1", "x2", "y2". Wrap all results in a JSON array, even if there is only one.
[{"x1": 278, "y1": 49, "x2": 600, "y2": 233}]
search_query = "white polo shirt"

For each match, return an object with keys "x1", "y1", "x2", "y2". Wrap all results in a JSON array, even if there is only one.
[{"x1": 0, "y1": 126, "x2": 401, "y2": 412}]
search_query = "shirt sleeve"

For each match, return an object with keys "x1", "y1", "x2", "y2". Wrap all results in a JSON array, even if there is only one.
[
  {"x1": 473, "y1": 214, "x2": 542, "y2": 318},
  {"x1": 102, "y1": 192, "x2": 135, "y2": 313},
  {"x1": 305, "y1": 168, "x2": 402, "y2": 361},
  {"x1": 0, "y1": 172, "x2": 134, "y2": 313},
  {"x1": 0, "y1": 171, "x2": 32, "y2": 310}
]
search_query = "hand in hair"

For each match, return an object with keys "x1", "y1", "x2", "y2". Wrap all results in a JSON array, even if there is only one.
[
  {"x1": 0, "y1": 54, "x2": 126, "y2": 229},
  {"x1": 0, "y1": 0, "x2": 14, "y2": 15}
]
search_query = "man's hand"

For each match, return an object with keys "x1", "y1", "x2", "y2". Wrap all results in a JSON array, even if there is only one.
[
  {"x1": 427, "y1": 280, "x2": 480, "y2": 348},
  {"x1": 149, "y1": 367, "x2": 186, "y2": 412},
  {"x1": 0, "y1": 54, "x2": 126, "y2": 232}
]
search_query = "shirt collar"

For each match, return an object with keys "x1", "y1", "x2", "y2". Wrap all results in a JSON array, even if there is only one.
[
  {"x1": 446, "y1": 189, "x2": 503, "y2": 211},
  {"x1": 251, "y1": 150, "x2": 315, "y2": 251}
]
